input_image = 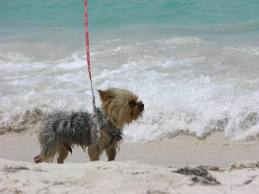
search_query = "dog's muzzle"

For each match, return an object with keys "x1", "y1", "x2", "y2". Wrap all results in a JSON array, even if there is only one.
[{"x1": 138, "y1": 101, "x2": 144, "y2": 112}]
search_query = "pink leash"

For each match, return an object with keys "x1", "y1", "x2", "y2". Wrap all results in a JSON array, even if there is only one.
[
  {"x1": 84, "y1": 0, "x2": 100, "y2": 135},
  {"x1": 84, "y1": 0, "x2": 97, "y2": 115}
]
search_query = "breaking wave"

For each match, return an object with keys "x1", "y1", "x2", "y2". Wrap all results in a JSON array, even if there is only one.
[{"x1": 1, "y1": 37, "x2": 259, "y2": 142}]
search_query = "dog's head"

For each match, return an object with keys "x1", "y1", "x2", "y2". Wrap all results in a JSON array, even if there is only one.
[{"x1": 98, "y1": 88, "x2": 144, "y2": 129}]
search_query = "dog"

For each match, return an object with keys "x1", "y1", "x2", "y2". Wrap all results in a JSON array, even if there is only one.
[{"x1": 34, "y1": 88, "x2": 144, "y2": 163}]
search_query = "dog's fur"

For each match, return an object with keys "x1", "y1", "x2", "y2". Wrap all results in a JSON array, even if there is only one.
[{"x1": 34, "y1": 88, "x2": 144, "y2": 163}]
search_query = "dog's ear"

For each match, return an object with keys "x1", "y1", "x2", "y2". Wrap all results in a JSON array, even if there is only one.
[{"x1": 98, "y1": 89, "x2": 113, "y2": 102}]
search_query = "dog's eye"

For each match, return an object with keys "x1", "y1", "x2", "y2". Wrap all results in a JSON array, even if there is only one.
[{"x1": 129, "y1": 101, "x2": 137, "y2": 106}]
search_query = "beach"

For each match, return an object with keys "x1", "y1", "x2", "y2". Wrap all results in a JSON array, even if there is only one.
[
  {"x1": 1, "y1": 118, "x2": 259, "y2": 194},
  {"x1": 1, "y1": 0, "x2": 259, "y2": 193},
  {"x1": 1, "y1": 133, "x2": 259, "y2": 194},
  {"x1": 1, "y1": 133, "x2": 259, "y2": 167},
  {"x1": 2, "y1": 159, "x2": 259, "y2": 194}
]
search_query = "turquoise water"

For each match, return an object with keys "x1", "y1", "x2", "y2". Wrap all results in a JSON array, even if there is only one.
[
  {"x1": 1, "y1": 1, "x2": 259, "y2": 141},
  {"x1": 1, "y1": 0, "x2": 259, "y2": 41}
]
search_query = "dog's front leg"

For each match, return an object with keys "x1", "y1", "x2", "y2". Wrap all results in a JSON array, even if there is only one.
[
  {"x1": 105, "y1": 141, "x2": 118, "y2": 161},
  {"x1": 88, "y1": 145, "x2": 101, "y2": 161}
]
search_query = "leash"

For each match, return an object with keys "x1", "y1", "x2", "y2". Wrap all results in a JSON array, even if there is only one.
[
  {"x1": 84, "y1": 0, "x2": 100, "y2": 135},
  {"x1": 83, "y1": 0, "x2": 97, "y2": 114}
]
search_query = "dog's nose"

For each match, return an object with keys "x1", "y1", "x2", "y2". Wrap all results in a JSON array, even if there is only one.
[{"x1": 138, "y1": 101, "x2": 144, "y2": 111}]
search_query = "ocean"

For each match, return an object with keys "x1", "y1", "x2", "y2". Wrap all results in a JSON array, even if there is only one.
[{"x1": 1, "y1": 0, "x2": 259, "y2": 141}]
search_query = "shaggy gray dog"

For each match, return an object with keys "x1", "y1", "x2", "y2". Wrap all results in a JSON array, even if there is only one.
[{"x1": 34, "y1": 88, "x2": 144, "y2": 163}]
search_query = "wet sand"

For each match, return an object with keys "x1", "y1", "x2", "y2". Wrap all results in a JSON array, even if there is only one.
[{"x1": 1, "y1": 133, "x2": 259, "y2": 167}]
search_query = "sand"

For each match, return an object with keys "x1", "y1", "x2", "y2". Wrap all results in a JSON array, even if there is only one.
[
  {"x1": 1, "y1": 133, "x2": 259, "y2": 193},
  {"x1": 1, "y1": 133, "x2": 259, "y2": 166},
  {"x1": 1, "y1": 159, "x2": 259, "y2": 194}
]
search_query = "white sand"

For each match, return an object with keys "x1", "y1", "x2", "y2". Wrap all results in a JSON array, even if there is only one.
[
  {"x1": 1, "y1": 159, "x2": 259, "y2": 194},
  {"x1": 1, "y1": 134, "x2": 259, "y2": 193}
]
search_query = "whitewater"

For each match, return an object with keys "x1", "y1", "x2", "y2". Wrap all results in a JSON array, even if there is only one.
[
  {"x1": 1, "y1": 0, "x2": 259, "y2": 141},
  {"x1": 1, "y1": 37, "x2": 259, "y2": 141}
]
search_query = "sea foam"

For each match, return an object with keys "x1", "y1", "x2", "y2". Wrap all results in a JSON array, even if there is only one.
[{"x1": 1, "y1": 37, "x2": 259, "y2": 141}]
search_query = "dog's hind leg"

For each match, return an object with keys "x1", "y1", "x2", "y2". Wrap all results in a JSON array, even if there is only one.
[
  {"x1": 57, "y1": 144, "x2": 69, "y2": 164},
  {"x1": 88, "y1": 145, "x2": 101, "y2": 161},
  {"x1": 34, "y1": 153, "x2": 52, "y2": 163},
  {"x1": 34, "y1": 154, "x2": 43, "y2": 163},
  {"x1": 34, "y1": 149, "x2": 57, "y2": 163}
]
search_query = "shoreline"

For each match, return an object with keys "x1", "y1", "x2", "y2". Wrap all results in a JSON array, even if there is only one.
[{"x1": 1, "y1": 133, "x2": 259, "y2": 167}]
